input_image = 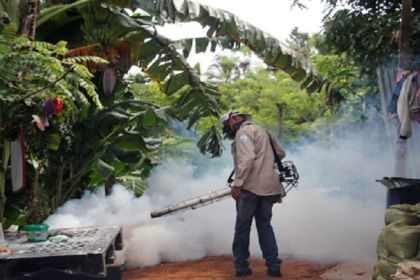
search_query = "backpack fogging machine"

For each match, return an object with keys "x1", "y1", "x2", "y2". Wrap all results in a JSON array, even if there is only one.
[{"x1": 150, "y1": 161, "x2": 299, "y2": 219}]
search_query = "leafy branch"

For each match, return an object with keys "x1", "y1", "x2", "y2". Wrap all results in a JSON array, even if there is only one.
[{"x1": 16, "y1": 71, "x2": 70, "y2": 102}]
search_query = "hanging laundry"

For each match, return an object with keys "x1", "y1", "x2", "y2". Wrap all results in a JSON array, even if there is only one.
[
  {"x1": 397, "y1": 75, "x2": 420, "y2": 139},
  {"x1": 388, "y1": 69, "x2": 412, "y2": 115},
  {"x1": 416, "y1": 72, "x2": 420, "y2": 98}
]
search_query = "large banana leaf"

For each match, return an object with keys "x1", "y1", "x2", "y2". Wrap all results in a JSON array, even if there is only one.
[
  {"x1": 129, "y1": 0, "x2": 342, "y2": 101},
  {"x1": 119, "y1": 175, "x2": 146, "y2": 197},
  {"x1": 59, "y1": 101, "x2": 173, "y2": 201}
]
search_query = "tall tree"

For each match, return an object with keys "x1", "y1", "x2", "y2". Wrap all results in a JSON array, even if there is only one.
[
  {"x1": 285, "y1": 27, "x2": 312, "y2": 62},
  {"x1": 218, "y1": 67, "x2": 321, "y2": 143},
  {"x1": 203, "y1": 51, "x2": 251, "y2": 85}
]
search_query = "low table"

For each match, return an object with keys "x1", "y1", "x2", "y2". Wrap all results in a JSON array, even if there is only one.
[{"x1": 0, "y1": 225, "x2": 124, "y2": 279}]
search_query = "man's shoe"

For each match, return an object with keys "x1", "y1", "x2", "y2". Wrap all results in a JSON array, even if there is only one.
[
  {"x1": 235, "y1": 268, "x2": 253, "y2": 277},
  {"x1": 267, "y1": 269, "x2": 282, "y2": 277}
]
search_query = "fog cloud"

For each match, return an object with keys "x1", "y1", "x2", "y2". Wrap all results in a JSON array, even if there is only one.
[{"x1": 44, "y1": 124, "x2": 419, "y2": 268}]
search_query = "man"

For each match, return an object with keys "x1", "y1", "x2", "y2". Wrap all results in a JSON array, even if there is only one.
[{"x1": 219, "y1": 110, "x2": 285, "y2": 278}]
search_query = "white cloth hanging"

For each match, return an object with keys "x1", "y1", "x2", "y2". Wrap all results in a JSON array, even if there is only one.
[
  {"x1": 397, "y1": 75, "x2": 420, "y2": 139},
  {"x1": 10, "y1": 127, "x2": 26, "y2": 193}
]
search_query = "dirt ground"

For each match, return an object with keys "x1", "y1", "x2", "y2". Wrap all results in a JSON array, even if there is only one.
[{"x1": 122, "y1": 255, "x2": 377, "y2": 280}]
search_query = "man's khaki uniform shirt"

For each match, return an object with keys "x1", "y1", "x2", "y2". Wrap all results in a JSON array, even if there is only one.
[{"x1": 231, "y1": 121, "x2": 286, "y2": 196}]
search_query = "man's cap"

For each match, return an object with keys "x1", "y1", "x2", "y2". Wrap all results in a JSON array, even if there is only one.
[{"x1": 218, "y1": 110, "x2": 253, "y2": 123}]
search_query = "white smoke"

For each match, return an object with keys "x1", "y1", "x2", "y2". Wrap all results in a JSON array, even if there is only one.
[{"x1": 44, "y1": 125, "x2": 418, "y2": 269}]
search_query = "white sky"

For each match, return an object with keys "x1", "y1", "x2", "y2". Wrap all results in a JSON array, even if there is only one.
[
  {"x1": 132, "y1": 0, "x2": 327, "y2": 74},
  {"x1": 162, "y1": 0, "x2": 326, "y2": 42}
]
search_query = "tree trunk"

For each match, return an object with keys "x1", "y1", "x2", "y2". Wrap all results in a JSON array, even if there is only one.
[
  {"x1": 21, "y1": 0, "x2": 41, "y2": 223},
  {"x1": 395, "y1": 0, "x2": 412, "y2": 177},
  {"x1": 276, "y1": 103, "x2": 283, "y2": 139},
  {"x1": 19, "y1": 0, "x2": 40, "y2": 40},
  {"x1": 399, "y1": 0, "x2": 412, "y2": 69},
  {"x1": 0, "y1": 106, "x2": 6, "y2": 223},
  {"x1": 31, "y1": 160, "x2": 44, "y2": 224},
  {"x1": 105, "y1": 174, "x2": 115, "y2": 196}
]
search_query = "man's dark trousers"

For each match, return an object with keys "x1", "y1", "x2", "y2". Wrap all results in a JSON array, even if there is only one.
[{"x1": 233, "y1": 189, "x2": 282, "y2": 274}]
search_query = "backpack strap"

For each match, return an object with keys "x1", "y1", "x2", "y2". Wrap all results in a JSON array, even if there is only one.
[
  {"x1": 267, "y1": 131, "x2": 285, "y2": 172},
  {"x1": 227, "y1": 169, "x2": 235, "y2": 184}
]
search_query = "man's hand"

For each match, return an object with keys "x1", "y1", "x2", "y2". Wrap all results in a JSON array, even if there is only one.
[
  {"x1": 231, "y1": 186, "x2": 243, "y2": 200},
  {"x1": 277, "y1": 195, "x2": 283, "y2": 204}
]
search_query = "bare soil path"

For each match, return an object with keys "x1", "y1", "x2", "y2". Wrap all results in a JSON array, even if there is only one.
[{"x1": 122, "y1": 256, "x2": 376, "y2": 280}]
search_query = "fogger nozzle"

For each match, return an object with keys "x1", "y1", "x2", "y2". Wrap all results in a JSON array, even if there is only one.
[
  {"x1": 150, "y1": 187, "x2": 232, "y2": 218},
  {"x1": 150, "y1": 161, "x2": 299, "y2": 219}
]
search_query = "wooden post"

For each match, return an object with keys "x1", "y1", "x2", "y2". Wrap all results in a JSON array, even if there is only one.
[
  {"x1": 104, "y1": 174, "x2": 115, "y2": 196},
  {"x1": 0, "y1": 106, "x2": 5, "y2": 223},
  {"x1": 31, "y1": 160, "x2": 44, "y2": 224},
  {"x1": 395, "y1": 0, "x2": 412, "y2": 177},
  {"x1": 399, "y1": 0, "x2": 412, "y2": 70}
]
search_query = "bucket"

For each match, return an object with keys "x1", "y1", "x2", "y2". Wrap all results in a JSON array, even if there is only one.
[{"x1": 24, "y1": 224, "x2": 49, "y2": 242}]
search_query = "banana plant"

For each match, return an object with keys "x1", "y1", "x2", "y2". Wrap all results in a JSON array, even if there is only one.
[
  {"x1": 0, "y1": 3, "x2": 196, "y2": 224},
  {"x1": 32, "y1": 0, "x2": 344, "y2": 158},
  {"x1": 14, "y1": 99, "x2": 185, "y2": 223}
]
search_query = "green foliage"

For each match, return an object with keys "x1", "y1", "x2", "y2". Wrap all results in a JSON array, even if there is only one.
[
  {"x1": 310, "y1": 52, "x2": 381, "y2": 121},
  {"x1": 0, "y1": 28, "x2": 105, "y2": 117},
  {"x1": 203, "y1": 53, "x2": 249, "y2": 85},
  {"x1": 0, "y1": 26, "x2": 91, "y2": 223},
  {"x1": 119, "y1": 175, "x2": 146, "y2": 197},
  {"x1": 321, "y1": 0, "x2": 420, "y2": 69},
  {"x1": 126, "y1": 72, "x2": 172, "y2": 106},
  {"x1": 199, "y1": 28, "x2": 382, "y2": 144},
  {"x1": 285, "y1": 27, "x2": 312, "y2": 62},
  {"x1": 219, "y1": 67, "x2": 322, "y2": 143},
  {"x1": 323, "y1": 8, "x2": 399, "y2": 69}
]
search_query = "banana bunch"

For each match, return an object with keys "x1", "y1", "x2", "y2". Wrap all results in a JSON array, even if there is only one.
[
  {"x1": 103, "y1": 32, "x2": 122, "y2": 48},
  {"x1": 77, "y1": 1, "x2": 96, "y2": 15},
  {"x1": 79, "y1": 2, "x2": 122, "y2": 48},
  {"x1": 102, "y1": 0, "x2": 128, "y2": 7},
  {"x1": 93, "y1": 7, "x2": 113, "y2": 23},
  {"x1": 84, "y1": 27, "x2": 121, "y2": 47}
]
